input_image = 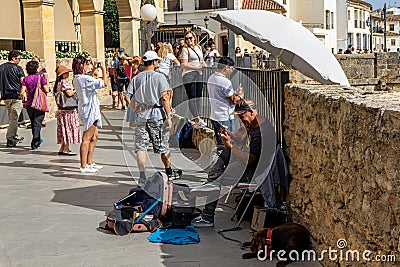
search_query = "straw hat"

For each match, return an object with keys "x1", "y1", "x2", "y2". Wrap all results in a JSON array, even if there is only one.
[{"x1": 56, "y1": 65, "x2": 73, "y2": 77}]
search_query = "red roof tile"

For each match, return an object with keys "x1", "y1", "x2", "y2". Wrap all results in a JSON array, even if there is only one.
[{"x1": 241, "y1": 0, "x2": 286, "y2": 13}]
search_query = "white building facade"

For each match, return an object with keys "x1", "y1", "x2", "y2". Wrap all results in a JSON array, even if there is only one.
[
  {"x1": 162, "y1": 0, "x2": 230, "y2": 54},
  {"x1": 346, "y1": 0, "x2": 372, "y2": 52},
  {"x1": 384, "y1": 7, "x2": 400, "y2": 52}
]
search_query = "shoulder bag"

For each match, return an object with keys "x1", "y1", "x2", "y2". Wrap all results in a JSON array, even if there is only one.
[
  {"x1": 31, "y1": 75, "x2": 49, "y2": 112},
  {"x1": 55, "y1": 82, "x2": 78, "y2": 110}
]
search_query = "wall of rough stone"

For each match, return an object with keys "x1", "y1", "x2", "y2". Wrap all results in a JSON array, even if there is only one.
[
  {"x1": 284, "y1": 84, "x2": 400, "y2": 266},
  {"x1": 290, "y1": 52, "x2": 400, "y2": 90}
]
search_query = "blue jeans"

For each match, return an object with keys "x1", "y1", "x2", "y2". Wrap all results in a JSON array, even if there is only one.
[{"x1": 211, "y1": 119, "x2": 235, "y2": 146}]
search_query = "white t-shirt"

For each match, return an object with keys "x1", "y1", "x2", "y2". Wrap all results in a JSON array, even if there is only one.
[
  {"x1": 207, "y1": 72, "x2": 235, "y2": 121},
  {"x1": 181, "y1": 46, "x2": 203, "y2": 76},
  {"x1": 158, "y1": 53, "x2": 177, "y2": 77},
  {"x1": 205, "y1": 49, "x2": 220, "y2": 61}
]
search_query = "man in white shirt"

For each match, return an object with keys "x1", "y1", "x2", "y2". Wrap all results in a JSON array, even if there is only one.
[{"x1": 207, "y1": 57, "x2": 242, "y2": 145}]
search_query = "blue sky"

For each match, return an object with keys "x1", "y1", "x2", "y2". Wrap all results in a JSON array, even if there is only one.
[{"x1": 369, "y1": 0, "x2": 391, "y2": 9}]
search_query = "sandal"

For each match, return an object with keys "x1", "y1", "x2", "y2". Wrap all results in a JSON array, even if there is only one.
[{"x1": 58, "y1": 151, "x2": 77, "y2": 156}]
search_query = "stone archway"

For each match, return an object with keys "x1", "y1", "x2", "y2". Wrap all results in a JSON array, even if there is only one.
[
  {"x1": 22, "y1": 0, "x2": 57, "y2": 80},
  {"x1": 115, "y1": 0, "x2": 139, "y2": 56},
  {"x1": 76, "y1": 0, "x2": 105, "y2": 61}
]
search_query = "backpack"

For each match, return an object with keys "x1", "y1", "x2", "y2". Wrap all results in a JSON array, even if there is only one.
[
  {"x1": 179, "y1": 120, "x2": 196, "y2": 149},
  {"x1": 106, "y1": 207, "x2": 162, "y2": 236},
  {"x1": 170, "y1": 118, "x2": 196, "y2": 149},
  {"x1": 116, "y1": 58, "x2": 128, "y2": 79}
]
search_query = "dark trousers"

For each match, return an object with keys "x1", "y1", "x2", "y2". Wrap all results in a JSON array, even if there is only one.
[
  {"x1": 26, "y1": 106, "x2": 45, "y2": 149},
  {"x1": 202, "y1": 146, "x2": 254, "y2": 221},
  {"x1": 110, "y1": 76, "x2": 118, "y2": 91},
  {"x1": 117, "y1": 78, "x2": 129, "y2": 92},
  {"x1": 183, "y1": 73, "x2": 203, "y2": 118}
]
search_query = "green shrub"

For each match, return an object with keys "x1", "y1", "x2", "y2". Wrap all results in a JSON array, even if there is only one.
[
  {"x1": 56, "y1": 51, "x2": 90, "y2": 59},
  {"x1": 105, "y1": 51, "x2": 114, "y2": 58},
  {"x1": 0, "y1": 50, "x2": 35, "y2": 60},
  {"x1": 20, "y1": 51, "x2": 35, "y2": 59}
]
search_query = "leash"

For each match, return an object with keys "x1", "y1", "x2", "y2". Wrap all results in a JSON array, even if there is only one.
[{"x1": 217, "y1": 227, "x2": 250, "y2": 249}]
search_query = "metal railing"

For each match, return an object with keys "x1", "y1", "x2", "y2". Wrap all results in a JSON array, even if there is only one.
[
  {"x1": 170, "y1": 66, "x2": 289, "y2": 144},
  {"x1": 302, "y1": 23, "x2": 324, "y2": 29}
]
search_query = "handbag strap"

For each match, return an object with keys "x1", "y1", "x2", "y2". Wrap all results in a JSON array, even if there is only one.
[
  {"x1": 188, "y1": 46, "x2": 202, "y2": 62},
  {"x1": 36, "y1": 74, "x2": 41, "y2": 91}
]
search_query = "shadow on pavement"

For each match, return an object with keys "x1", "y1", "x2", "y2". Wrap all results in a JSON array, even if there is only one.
[{"x1": 51, "y1": 183, "x2": 133, "y2": 212}]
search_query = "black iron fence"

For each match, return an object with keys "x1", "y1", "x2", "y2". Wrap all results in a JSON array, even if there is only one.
[{"x1": 170, "y1": 66, "x2": 289, "y2": 144}]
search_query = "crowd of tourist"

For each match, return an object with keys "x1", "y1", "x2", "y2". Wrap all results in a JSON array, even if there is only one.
[
  {"x1": 0, "y1": 30, "x2": 277, "y2": 229},
  {"x1": 0, "y1": 32, "x2": 270, "y2": 197}
]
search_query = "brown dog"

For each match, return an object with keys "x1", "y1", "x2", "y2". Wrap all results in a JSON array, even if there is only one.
[{"x1": 242, "y1": 223, "x2": 311, "y2": 266}]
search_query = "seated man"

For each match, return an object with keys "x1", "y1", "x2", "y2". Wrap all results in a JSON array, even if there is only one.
[{"x1": 191, "y1": 100, "x2": 276, "y2": 227}]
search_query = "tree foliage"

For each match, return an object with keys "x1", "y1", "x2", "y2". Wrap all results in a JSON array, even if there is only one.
[{"x1": 104, "y1": 0, "x2": 120, "y2": 48}]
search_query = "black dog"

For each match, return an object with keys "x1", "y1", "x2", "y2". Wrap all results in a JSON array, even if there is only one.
[{"x1": 242, "y1": 223, "x2": 312, "y2": 266}]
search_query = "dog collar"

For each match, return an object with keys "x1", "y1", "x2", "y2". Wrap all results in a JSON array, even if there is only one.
[{"x1": 265, "y1": 228, "x2": 273, "y2": 256}]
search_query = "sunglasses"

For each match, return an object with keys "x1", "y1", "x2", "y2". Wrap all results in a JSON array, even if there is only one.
[{"x1": 185, "y1": 37, "x2": 194, "y2": 41}]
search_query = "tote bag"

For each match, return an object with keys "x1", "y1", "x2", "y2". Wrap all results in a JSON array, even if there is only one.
[{"x1": 31, "y1": 75, "x2": 48, "y2": 112}]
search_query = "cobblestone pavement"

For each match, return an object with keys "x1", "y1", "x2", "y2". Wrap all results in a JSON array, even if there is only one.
[{"x1": 0, "y1": 103, "x2": 321, "y2": 267}]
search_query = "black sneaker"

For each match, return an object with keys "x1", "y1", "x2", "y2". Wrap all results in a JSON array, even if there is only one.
[
  {"x1": 138, "y1": 177, "x2": 146, "y2": 186},
  {"x1": 15, "y1": 137, "x2": 24, "y2": 144},
  {"x1": 192, "y1": 215, "x2": 214, "y2": 227},
  {"x1": 6, "y1": 140, "x2": 16, "y2": 147},
  {"x1": 168, "y1": 169, "x2": 182, "y2": 181}
]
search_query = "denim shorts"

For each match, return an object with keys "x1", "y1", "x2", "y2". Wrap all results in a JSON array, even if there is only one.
[{"x1": 135, "y1": 120, "x2": 169, "y2": 154}]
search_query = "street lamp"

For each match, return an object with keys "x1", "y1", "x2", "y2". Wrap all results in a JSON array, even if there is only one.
[
  {"x1": 140, "y1": 4, "x2": 157, "y2": 51},
  {"x1": 366, "y1": 16, "x2": 373, "y2": 52},
  {"x1": 204, "y1": 16, "x2": 209, "y2": 29},
  {"x1": 382, "y1": 3, "x2": 387, "y2": 52}
]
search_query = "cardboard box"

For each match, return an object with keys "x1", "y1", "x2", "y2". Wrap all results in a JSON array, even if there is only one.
[
  {"x1": 251, "y1": 206, "x2": 289, "y2": 231},
  {"x1": 251, "y1": 206, "x2": 268, "y2": 231}
]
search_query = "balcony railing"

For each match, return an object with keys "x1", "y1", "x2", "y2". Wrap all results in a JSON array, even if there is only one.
[{"x1": 302, "y1": 23, "x2": 324, "y2": 30}]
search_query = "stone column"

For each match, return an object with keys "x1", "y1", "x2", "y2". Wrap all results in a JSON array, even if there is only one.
[
  {"x1": 80, "y1": 10, "x2": 105, "y2": 62},
  {"x1": 119, "y1": 17, "x2": 141, "y2": 57},
  {"x1": 22, "y1": 0, "x2": 56, "y2": 81}
]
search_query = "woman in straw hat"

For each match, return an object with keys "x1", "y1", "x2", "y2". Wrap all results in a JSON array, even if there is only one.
[{"x1": 53, "y1": 65, "x2": 81, "y2": 156}]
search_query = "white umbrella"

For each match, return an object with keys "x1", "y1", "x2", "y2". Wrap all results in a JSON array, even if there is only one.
[{"x1": 211, "y1": 10, "x2": 350, "y2": 86}]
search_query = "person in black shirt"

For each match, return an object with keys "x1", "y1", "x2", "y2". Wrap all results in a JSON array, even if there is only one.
[
  {"x1": 0, "y1": 50, "x2": 25, "y2": 147},
  {"x1": 344, "y1": 45, "x2": 354, "y2": 54},
  {"x1": 191, "y1": 100, "x2": 276, "y2": 227}
]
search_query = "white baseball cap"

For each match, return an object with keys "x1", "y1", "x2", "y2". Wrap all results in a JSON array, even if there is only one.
[{"x1": 142, "y1": 50, "x2": 162, "y2": 62}]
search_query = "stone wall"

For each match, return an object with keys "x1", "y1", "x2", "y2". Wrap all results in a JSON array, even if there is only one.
[
  {"x1": 284, "y1": 84, "x2": 400, "y2": 266},
  {"x1": 289, "y1": 52, "x2": 400, "y2": 90}
]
